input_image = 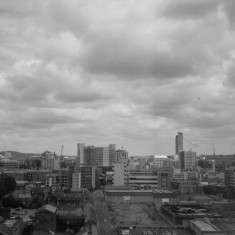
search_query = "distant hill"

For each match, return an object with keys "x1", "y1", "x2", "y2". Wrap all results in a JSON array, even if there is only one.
[{"x1": 0, "y1": 151, "x2": 37, "y2": 158}]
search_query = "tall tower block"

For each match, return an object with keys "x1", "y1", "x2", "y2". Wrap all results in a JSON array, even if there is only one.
[
  {"x1": 77, "y1": 143, "x2": 85, "y2": 166},
  {"x1": 175, "y1": 132, "x2": 183, "y2": 155}
]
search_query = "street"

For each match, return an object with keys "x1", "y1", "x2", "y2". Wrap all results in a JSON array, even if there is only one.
[{"x1": 93, "y1": 190, "x2": 118, "y2": 235}]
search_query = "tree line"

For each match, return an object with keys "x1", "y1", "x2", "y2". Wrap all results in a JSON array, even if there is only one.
[{"x1": 0, "y1": 176, "x2": 17, "y2": 198}]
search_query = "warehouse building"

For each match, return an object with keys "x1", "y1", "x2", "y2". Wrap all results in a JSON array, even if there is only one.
[{"x1": 105, "y1": 188, "x2": 179, "y2": 207}]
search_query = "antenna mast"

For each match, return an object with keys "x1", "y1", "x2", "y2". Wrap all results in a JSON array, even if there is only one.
[{"x1": 213, "y1": 143, "x2": 216, "y2": 156}]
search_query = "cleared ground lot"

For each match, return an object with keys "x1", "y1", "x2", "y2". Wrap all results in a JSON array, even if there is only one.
[
  {"x1": 112, "y1": 203, "x2": 167, "y2": 227},
  {"x1": 110, "y1": 203, "x2": 194, "y2": 235}
]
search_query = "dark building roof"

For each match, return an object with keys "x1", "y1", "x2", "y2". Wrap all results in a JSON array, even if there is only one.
[
  {"x1": 105, "y1": 189, "x2": 178, "y2": 198},
  {"x1": 162, "y1": 204, "x2": 222, "y2": 218},
  {"x1": 36, "y1": 204, "x2": 57, "y2": 214}
]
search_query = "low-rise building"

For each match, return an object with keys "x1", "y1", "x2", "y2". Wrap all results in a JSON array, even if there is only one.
[
  {"x1": 34, "y1": 204, "x2": 56, "y2": 233},
  {"x1": 153, "y1": 156, "x2": 169, "y2": 168},
  {"x1": 128, "y1": 170, "x2": 157, "y2": 189},
  {"x1": 0, "y1": 158, "x2": 19, "y2": 170},
  {"x1": 56, "y1": 192, "x2": 85, "y2": 233},
  {"x1": 56, "y1": 206, "x2": 85, "y2": 233},
  {"x1": 0, "y1": 219, "x2": 25, "y2": 235},
  {"x1": 209, "y1": 201, "x2": 235, "y2": 218},
  {"x1": 191, "y1": 219, "x2": 235, "y2": 235},
  {"x1": 178, "y1": 180, "x2": 203, "y2": 195},
  {"x1": 105, "y1": 188, "x2": 179, "y2": 207},
  {"x1": 190, "y1": 220, "x2": 220, "y2": 235},
  {"x1": 160, "y1": 204, "x2": 222, "y2": 228},
  {"x1": 155, "y1": 167, "x2": 173, "y2": 190}
]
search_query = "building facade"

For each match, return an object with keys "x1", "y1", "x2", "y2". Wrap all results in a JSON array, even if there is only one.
[
  {"x1": 115, "y1": 149, "x2": 128, "y2": 163},
  {"x1": 179, "y1": 150, "x2": 196, "y2": 171},
  {"x1": 0, "y1": 158, "x2": 19, "y2": 170},
  {"x1": 153, "y1": 156, "x2": 169, "y2": 168},
  {"x1": 113, "y1": 162, "x2": 130, "y2": 185},
  {"x1": 77, "y1": 143, "x2": 116, "y2": 167},
  {"x1": 155, "y1": 167, "x2": 173, "y2": 190},
  {"x1": 128, "y1": 170, "x2": 158, "y2": 189},
  {"x1": 175, "y1": 132, "x2": 183, "y2": 155},
  {"x1": 224, "y1": 167, "x2": 235, "y2": 199}
]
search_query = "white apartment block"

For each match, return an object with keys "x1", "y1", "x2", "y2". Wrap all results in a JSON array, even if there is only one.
[
  {"x1": 153, "y1": 156, "x2": 169, "y2": 168},
  {"x1": 113, "y1": 162, "x2": 130, "y2": 185},
  {"x1": 77, "y1": 143, "x2": 116, "y2": 167}
]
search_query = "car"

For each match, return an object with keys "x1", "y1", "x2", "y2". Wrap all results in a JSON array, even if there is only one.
[
  {"x1": 26, "y1": 221, "x2": 34, "y2": 226},
  {"x1": 48, "y1": 231, "x2": 55, "y2": 235},
  {"x1": 19, "y1": 211, "x2": 26, "y2": 215},
  {"x1": 15, "y1": 207, "x2": 22, "y2": 211},
  {"x1": 10, "y1": 212, "x2": 17, "y2": 216}
]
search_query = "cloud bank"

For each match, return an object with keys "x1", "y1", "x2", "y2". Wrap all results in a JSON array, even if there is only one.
[{"x1": 0, "y1": 0, "x2": 235, "y2": 155}]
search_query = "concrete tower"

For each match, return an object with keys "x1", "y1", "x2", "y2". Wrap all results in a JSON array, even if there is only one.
[{"x1": 175, "y1": 132, "x2": 183, "y2": 155}]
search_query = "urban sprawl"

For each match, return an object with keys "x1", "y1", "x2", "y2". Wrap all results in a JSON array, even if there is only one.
[{"x1": 1, "y1": 132, "x2": 235, "y2": 235}]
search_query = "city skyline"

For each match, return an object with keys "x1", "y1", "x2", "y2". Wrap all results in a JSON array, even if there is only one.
[{"x1": 1, "y1": 1, "x2": 235, "y2": 156}]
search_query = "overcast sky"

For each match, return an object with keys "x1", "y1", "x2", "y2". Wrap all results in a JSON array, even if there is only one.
[{"x1": 1, "y1": 0, "x2": 235, "y2": 156}]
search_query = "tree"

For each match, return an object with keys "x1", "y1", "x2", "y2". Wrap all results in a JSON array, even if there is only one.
[
  {"x1": 4, "y1": 176, "x2": 17, "y2": 194},
  {"x1": 2, "y1": 194, "x2": 25, "y2": 208},
  {"x1": 0, "y1": 180, "x2": 6, "y2": 198}
]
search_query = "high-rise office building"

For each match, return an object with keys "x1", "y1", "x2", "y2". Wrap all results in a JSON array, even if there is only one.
[
  {"x1": 179, "y1": 150, "x2": 196, "y2": 171},
  {"x1": 109, "y1": 144, "x2": 116, "y2": 165},
  {"x1": 76, "y1": 143, "x2": 116, "y2": 167},
  {"x1": 113, "y1": 162, "x2": 130, "y2": 185},
  {"x1": 115, "y1": 149, "x2": 128, "y2": 163},
  {"x1": 175, "y1": 132, "x2": 183, "y2": 155},
  {"x1": 77, "y1": 143, "x2": 85, "y2": 166},
  {"x1": 225, "y1": 167, "x2": 235, "y2": 199}
]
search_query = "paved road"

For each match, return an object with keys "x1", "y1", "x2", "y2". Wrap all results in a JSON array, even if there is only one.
[{"x1": 93, "y1": 190, "x2": 118, "y2": 235}]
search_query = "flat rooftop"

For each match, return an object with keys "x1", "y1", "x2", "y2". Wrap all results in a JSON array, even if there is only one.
[
  {"x1": 106, "y1": 189, "x2": 173, "y2": 193},
  {"x1": 191, "y1": 195, "x2": 214, "y2": 200},
  {"x1": 162, "y1": 205, "x2": 221, "y2": 217},
  {"x1": 154, "y1": 155, "x2": 168, "y2": 159},
  {"x1": 213, "y1": 222, "x2": 235, "y2": 231},
  {"x1": 191, "y1": 220, "x2": 218, "y2": 232}
]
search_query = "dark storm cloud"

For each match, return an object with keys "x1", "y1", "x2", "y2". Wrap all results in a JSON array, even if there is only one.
[
  {"x1": 82, "y1": 41, "x2": 194, "y2": 79},
  {"x1": 0, "y1": 0, "x2": 235, "y2": 155},
  {"x1": 163, "y1": 0, "x2": 219, "y2": 19},
  {"x1": 224, "y1": 62, "x2": 235, "y2": 86},
  {"x1": 222, "y1": 1, "x2": 235, "y2": 29}
]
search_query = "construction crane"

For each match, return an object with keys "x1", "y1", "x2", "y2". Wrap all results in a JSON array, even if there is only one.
[
  {"x1": 183, "y1": 137, "x2": 198, "y2": 152},
  {"x1": 183, "y1": 137, "x2": 198, "y2": 147}
]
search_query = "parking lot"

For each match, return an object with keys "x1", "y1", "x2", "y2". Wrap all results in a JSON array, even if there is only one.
[{"x1": 10, "y1": 208, "x2": 36, "y2": 221}]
